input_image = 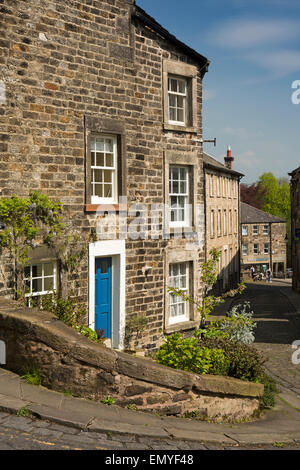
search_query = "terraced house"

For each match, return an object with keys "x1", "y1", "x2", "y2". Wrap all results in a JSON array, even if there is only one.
[
  {"x1": 0, "y1": 1, "x2": 210, "y2": 352},
  {"x1": 240, "y1": 203, "x2": 287, "y2": 278},
  {"x1": 204, "y1": 147, "x2": 243, "y2": 295}
]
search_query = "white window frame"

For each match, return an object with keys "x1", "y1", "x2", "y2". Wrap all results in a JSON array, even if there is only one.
[
  {"x1": 264, "y1": 243, "x2": 269, "y2": 254},
  {"x1": 263, "y1": 225, "x2": 269, "y2": 235},
  {"x1": 24, "y1": 261, "x2": 57, "y2": 305},
  {"x1": 217, "y1": 209, "x2": 221, "y2": 236},
  {"x1": 228, "y1": 209, "x2": 232, "y2": 234},
  {"x1": 169, "y1": 262, "x2": 190, "y2": 325},
  {"x1": 168, "y1": 76, "x2": 187, "y2": 126},
  {"x1": 90, "y1": 134, "x2": 118, "y2": 204},
  {"x1": 210, "y1": 210, "x2": 215, "y2": 238},
  {"x1": 242, "y1": 243, "x2": 248, "y2": 256},
  {"x1": 253, "y1": 225, "x2": 259, "y2": 236},
  {"x1": 223, "y1": 209, "x2": 227, "y2": 235},
  {"x1": 242, "y1": 225, "x2": 248, "y2": 236},
  {"x1": 254, "y1": 243, "x2": 259, "y2": 255},
  {"x1": 209, "y1": 174, "x2": 213, "y2": 197},
  {"x1": 169, "y1": 165, "x2": 190, "y2": 228}
]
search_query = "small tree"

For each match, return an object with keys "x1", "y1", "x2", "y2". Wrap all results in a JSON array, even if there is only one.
[
  {"x1": 168, "y1": 248, "x2": 245, "y2": 327},
  {"x1": 0, "y1": 192, "x2": 65, "y2": 299}
]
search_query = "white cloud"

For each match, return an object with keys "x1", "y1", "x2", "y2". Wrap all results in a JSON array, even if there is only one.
[
  {"x1": 222, "y1": 126, "x2": 247, "y2": 137},
  {"x1": 238, "y1": 150, "x2": 262, "y2": 169},
  {"x1": 247, "y1": 50, "x2": 300, "y2": 76},
  {"x1": 208, "y1": 18, "x2": 300, "y2": 49}
]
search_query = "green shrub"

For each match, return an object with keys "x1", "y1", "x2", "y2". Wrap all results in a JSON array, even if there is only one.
[
  {"x1": 156, "y1": 333, "x2": 229, "y2": 376},
  {"x1": 199, "y1": 337, "x2": 265, "y2": 382},
  {"x1": 199, "y1": 337, "x2": 278, "y2": 409},
  {"x1": 259, "y1": 375, "x2": 279, "y2": 409}
]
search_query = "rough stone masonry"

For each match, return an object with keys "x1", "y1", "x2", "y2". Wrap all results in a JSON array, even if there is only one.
[{"x1": 0, "y1": 0, "x2": 210, "y2": 352}]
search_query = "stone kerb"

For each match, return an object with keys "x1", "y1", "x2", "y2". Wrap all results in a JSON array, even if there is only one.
[{"x1": 0, "y1": 298, "x2": 263, "y2": 422}]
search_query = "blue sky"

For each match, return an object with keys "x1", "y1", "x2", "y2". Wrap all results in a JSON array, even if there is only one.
[{"x1": 137, "y1": 0, "x2": 300, "y2": 183}]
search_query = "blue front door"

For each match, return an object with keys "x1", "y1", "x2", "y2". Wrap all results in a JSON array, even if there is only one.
[{"x1": 95, "y1": 257, "x2": 112, "y2": 338}]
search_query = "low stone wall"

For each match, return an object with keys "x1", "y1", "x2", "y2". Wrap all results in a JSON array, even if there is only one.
[{"x1": 0, "y1": 299, "x2": 263, "y2": 422}]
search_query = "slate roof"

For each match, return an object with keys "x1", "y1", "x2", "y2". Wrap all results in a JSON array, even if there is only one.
[
  {"x1": 203, "y1": 153, "x2": 244, "y2": 178},
  {"x1": 241, "y1": 202, "x2": 286, "y2": 224},
  {"x1": 133, "y1": 6, "x2": 209, "y2": 70}
]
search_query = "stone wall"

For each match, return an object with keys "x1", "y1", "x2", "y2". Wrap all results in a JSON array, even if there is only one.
[
  {"x1": 0, "y1": 298, "x2": 263, "y2": 423},
  {"x1": 0, "y1": 0, "x2": 208, "y2": 352}
]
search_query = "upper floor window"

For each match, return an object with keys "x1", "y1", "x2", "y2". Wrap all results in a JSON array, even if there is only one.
[
  {"x1": 168, "y1": 76, "x2": 187, "y2": 126},
  {"x1": 242, "y1": 243, "x2": 248, "y2": 256},
  {"x1": 210, "y1": 210, "x2": 215, "y2": 238},
  {"x1": 209, "y1": 174, "x2": 213, "y2": 197},
  {"x1": 217, "y1": 209, "x2": 221, "y2": 236},
  {"x1": 90, "y1": 135, "x2": 118, "y2": 204},
  {"x1": 254, "y1": 243, "x2": 259, "y2": 255},
  {"x1": 253, "y1": 225, "x2": 259, "y2": 235},
  {"x1": 263, "y1": 225, "x2": 269, "y2": 235},
  {"x1": 242, "y1": 225, "x2": 248, "y2": 236},
  {"x1": 163, "y1": 59, "x2": 197, "y2": 132},
  {"x1": 264, "y1": 243, "x2": 269, "y2": 254},
  {"x1": 169, "y1": 166, "x2": 190, "y2": 227}
]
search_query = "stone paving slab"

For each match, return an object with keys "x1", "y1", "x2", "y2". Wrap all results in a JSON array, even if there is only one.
[
  {"x1": 224, "y1": 432, "x2": 295, "y2": 446},
  {"x1": 20, "y1": 382, "x2": 65, "y2": 409},
  {"x1": 0, "y1": 393, "x2": 30, "y2": 413},
  {"x1": 166, "y1": 427, "x2": 235, "y2": 444},
  {"x1": 89, "y1": 418, "x2": 169, "y2": 438},
  {"x1": 28, "y1": 403, "x2": 93, "y2": 430}
]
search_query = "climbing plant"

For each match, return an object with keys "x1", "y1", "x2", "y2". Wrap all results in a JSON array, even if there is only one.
[
  {"x1": 0, "y1": 192, "x2": 65, "y2": 298},
  {"x1": 168, "y1": 248, "x2": 245, "y2": 327},
  {"x1": 0, "y1": 191, "x2": 93, "y2": 299}
]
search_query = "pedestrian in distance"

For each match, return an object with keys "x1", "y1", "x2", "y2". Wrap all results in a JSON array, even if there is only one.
[{"x1": 266, "y1": 268, "x2": 272, "y2": 283}]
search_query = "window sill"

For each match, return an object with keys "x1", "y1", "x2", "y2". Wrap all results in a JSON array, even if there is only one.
[
  {"x1": 165, "y1": 320, "x2": 199, "y2": 334},
  {"x1": 85, "y1": 204, "x2": 127, "y2": 213},
  {"x1": 163, "y1": 123, "x2": 197, "y2": 133}
]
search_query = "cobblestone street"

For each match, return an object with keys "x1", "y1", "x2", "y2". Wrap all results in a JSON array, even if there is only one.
[{"x1": 229, "y1": 280, "x2": 300, "y2": 396}]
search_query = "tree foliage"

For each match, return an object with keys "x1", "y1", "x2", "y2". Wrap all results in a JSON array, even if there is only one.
[
  {"x1": 257, "y1": 172, "x2": 291, "y2": 221},
  {"x1": 240, "y1": 183, "x2": 265, "y2": 209}
]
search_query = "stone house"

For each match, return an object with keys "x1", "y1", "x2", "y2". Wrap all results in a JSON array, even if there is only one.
[
  {"x1": 0, "y1": 1, "x2": 210, "y2": 352},
  {"x1": 204, "y1": 147, "x2": 243, "y2": 294},
  {"x1": 289, "y1": 167, "x2": 300, "y2": 292},
  {"x1": 240, "y1": 203, "x2": 287, "y2": 278}
]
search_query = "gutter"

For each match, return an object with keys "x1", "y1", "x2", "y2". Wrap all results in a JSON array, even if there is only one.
[{"x1": 132, "y1": 6, "x2": 210, "y2": 75}]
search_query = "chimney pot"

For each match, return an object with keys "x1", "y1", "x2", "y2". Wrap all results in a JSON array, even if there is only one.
[{"x1": 224, "y1": 146, "x2": 234, "y2": 169}]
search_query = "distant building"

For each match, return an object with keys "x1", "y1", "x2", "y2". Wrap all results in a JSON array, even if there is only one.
[
  {"x1": 240, "y1": 203, "x2": 287, "y2": 277},
  {"x1": 204, "y1": 148, "x2": 244, "y2": 294},
  {"x1": 289, "y1": 167, "x2": 300, "y2": 292}
]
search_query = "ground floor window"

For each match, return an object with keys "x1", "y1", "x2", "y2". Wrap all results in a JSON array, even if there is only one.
[
  {"x1": 24, "y1": 261, "x2": 57, "y2": 304},
  {"x1": 169, "y1": 262, "x2": 190, "y2": 325}
]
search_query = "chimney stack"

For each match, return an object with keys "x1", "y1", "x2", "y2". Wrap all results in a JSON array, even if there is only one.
[{"x1": 224, "y1": 146, "x2": 234, "y2": 169}]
